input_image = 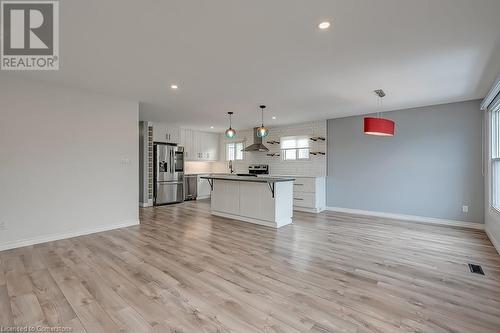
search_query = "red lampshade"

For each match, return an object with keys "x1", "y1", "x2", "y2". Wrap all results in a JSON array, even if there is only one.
[{"x1": 364, "y1": 117, "x2": 395, "y2": 136}]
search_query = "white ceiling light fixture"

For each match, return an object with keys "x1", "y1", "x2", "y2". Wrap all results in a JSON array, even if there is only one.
[
  {"x1": 170, "y1": 84, "x2": 179, "y2": 90},
  {"x1": 272, "y1": 116, "x2": 277, "y2": 120},
  {"x1": 318, "y1": 21, "x2": 331, "y2": 30}
]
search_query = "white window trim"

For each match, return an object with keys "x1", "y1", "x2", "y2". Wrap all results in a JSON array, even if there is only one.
[
  {"x1": 225, "y1": 141, "x2": 244, "y2": 161},
  {"x1": 280, "y1": 135, "x2": 310, "y2": 161},
  {"x1": 490, "y1": 108, "x2": 500, "y2": 211},
  {"x1": 281, "y1": 148, "x2": 310, "y2": 161},
  {"x1": 492, "y1": 157, "x2": 500, "y2": 211}
]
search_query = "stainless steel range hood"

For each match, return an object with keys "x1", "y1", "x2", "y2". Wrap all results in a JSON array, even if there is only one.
[{"x1": 243, "y1": 128, "x2": 269, "y2": 152}]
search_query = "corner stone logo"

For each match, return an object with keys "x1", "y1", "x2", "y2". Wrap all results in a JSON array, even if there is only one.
[{"x1": 1, "y1": 0, "x2": 59, "y2": 70}]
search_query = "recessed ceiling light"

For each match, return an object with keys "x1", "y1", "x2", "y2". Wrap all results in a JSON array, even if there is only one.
[
  {"x1": 272, "y1": 116, "x2": 277, "y2": 120},
  {"x1": 170, "y1": 84, "x2": 179, "y2": 90},
  {"x1": 210, "y1": 126, "x2": 214, "y2": 129},
  {"x1": 318, "y1": 21, "x2": 331, "y2": 30}
]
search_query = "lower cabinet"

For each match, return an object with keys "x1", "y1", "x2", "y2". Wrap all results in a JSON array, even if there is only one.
[
  {"x1": 210, "y1": 180, "x2": 293, "y2": 227},
  {"x1": 197, "y1": 175, "x2": 211, "y2": 199},
  {"x1": 239, "y1": 182, "x2": 275, "y2": 222},
  {"x1": 291, "y1": 177, "x2": 326, "y2": 213},
  {"x1": 210, "y1": 180, "x2": 240, "y2": 215},
  {"x1": 293, "y1": 191, "x2": 315, "y2": 208},
  {"x1": 201, "y1": 175, "x2": 326, "y2": 212}
]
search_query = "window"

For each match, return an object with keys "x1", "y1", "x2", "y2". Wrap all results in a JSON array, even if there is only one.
[
  {"x1": 491, "y1": 102, "x2": 500, "y2": 209},
  {"x1": 281, "y1": 136, "x2": 310, "y2": 160},
  {"x1": 226, "y1": 142, "x2": 243, "y2": 161}
]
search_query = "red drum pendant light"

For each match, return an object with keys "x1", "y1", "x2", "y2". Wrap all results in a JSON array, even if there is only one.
[
  {"x1": 364, "y1": 89, "x2": 395, "y2": 137},
  {"x1": 364, "y1": 117, "x2": 395, "y2": 136}
]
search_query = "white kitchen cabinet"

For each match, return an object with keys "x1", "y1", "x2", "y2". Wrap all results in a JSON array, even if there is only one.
[
  {"x1": 209, "y1": 178, "x2": 294, "y2": 228},
  {"x1": 167, "y1": 126, "x2": 180, "y2": 144},
  {"x1": 180, "y1": 129, "x2": 219, "y2": 161},
  {"x1": 197, "y1": 175, "x2": 211, "y2": 199},
  {"x1": 153, "y1": 122, "x2": 180, "y2": 144},
  {"x1": 239, "y1": 182, "x2": 275, "y2": 222},
  {"x1": 192, "y1": 131, "x2": 202, "y2": 160},
  {"x1": 180, "y1": 128, "x2": 193, "y2": 160},
  {"x1": 210, "y1": 180, "x2": 240, "y2": 215},
  {"x1": 291, "y1": 176, "x2": 326, "y2": 213},
  {"x1": 201, "y1": 132, "x2": 219, "y2": 161}
]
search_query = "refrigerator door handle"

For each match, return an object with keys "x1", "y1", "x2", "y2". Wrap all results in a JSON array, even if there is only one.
[{"x1": 170, "y1": 149, "x2": 174, "y2": 173}]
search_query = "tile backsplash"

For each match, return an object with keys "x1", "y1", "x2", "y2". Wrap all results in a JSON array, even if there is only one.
[
  {"x1": 185, "y1": 161, "x2": 217, "y2": 174},
  {"x1": 220, "y1": 120, "x2": 327, "y2": 176}
]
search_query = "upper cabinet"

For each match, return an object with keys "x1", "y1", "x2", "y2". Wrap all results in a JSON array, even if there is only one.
[
  {"x1": 180, "y1": 128, "x2": 193, "y2": 160},
  {"x1": 201, "y1": 131, "x2": 219, "y2": 161},
  {"x1": 180, "y1": 128, "x2": 219, "y2": 161},
  {"x1": 151, "y1": 123, "x2": 219, "y2": 161},
  {"x1": 153, "y1": 122, "x2": 180, "y2": 144}
]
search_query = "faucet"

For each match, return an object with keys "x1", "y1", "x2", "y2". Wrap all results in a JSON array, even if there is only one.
[{"x1": 229, "y1": 160, "x2": 234, "y2": 174}]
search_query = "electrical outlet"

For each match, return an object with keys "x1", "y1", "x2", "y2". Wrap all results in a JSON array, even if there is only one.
[{"x1": 462, "y1": 205, "x2": 469, "y2": 213}]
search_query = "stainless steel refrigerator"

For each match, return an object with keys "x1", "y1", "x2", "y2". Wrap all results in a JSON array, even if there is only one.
[{"x1": 154, "y1": 143, "x2": 184, "y2": 205}]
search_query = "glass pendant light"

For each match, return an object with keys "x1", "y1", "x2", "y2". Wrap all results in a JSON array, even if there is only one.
[
  {"x1": 256, "y1": 105, "x2": 269, "y2": 138},
  {"x1": 225, "y1": 111, "x2": 236, "y2": 138}
]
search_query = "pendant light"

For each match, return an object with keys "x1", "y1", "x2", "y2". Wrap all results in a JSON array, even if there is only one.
[
  {"x1": 364, "y1": 89, "x2": 395, "y2": 136},
  {"x1": 225, "y1": 112, "x2": 236, "y2": 138},
  {"x1": 256, "y1": 105, "x2": 269, "y2": 138}
]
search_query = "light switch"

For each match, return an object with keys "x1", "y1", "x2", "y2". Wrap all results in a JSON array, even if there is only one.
[{"x1": 121, "y1": 158, "x2": 132, "y2": 166}]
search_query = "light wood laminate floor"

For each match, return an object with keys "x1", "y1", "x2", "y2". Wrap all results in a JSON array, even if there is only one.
[{"x1": 1, "y1": 200, "x2": 500, "y2": 332}]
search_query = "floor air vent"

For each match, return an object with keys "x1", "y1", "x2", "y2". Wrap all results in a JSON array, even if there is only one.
[{"x1": 468, "y1": 263, "x2": 485, "y2": 275}]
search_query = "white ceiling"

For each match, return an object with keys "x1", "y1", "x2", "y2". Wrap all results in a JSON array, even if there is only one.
[{"x1": 2, "y1": 0, "x2": 500, "y2": 132}]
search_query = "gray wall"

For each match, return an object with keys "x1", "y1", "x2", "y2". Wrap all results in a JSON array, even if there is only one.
[{"x1": 327, "y1": 100, "x2": 484, "y2": 223}]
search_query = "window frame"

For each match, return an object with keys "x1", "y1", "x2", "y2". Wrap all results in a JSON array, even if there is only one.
[
  {"x1": 225, "y1": 141, "x2": 244, "y2": 161},
  {"x1": 491, "y1": 109, "x2": 500, "y2": 211},
  {"x1": 280, "y1": 136, "x2": 310, "y2": 161}
]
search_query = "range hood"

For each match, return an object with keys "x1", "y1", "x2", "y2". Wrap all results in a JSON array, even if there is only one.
[{"x1": 243, "y1": 128, "x2": 269, "y2": 152}]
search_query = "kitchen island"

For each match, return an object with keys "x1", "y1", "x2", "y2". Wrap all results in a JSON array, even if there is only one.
[{"x1": 201, "y1": 175, "x2": 295, "y2": 228}]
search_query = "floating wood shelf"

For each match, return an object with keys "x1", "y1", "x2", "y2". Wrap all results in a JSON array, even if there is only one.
[
  {"x1": 310, "y1": 137, "x2": 326, "y2": 142},
  {"x1": 266, "y1": 153, "x2": 280, "y2": 157},
  {"x1": 309, "y1": 152, "x2": 326, "y2": 156},
  {"x1": 267, "y1": 140, "x2": 280, "y2": 145}
]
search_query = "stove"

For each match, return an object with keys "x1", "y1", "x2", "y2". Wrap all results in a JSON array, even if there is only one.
[{"x1": 248, "y1": 164, "x2": 269, "y2": 175}]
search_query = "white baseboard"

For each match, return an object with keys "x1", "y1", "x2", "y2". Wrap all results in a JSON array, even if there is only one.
[
  {"x1": 485, "y1": 225, "x2": 500, "y2": 254},
  {"x1": 325, "y1": 207, "x2": 484, "y2": 230},
  {"x1": 294, "y1": 206, "x2": 325, "y2": 213},
  {"x1": 0, "y1": 219, "x2": 140, "y2": 252},
  {"x1": 211, "y1": 211, "x2": 292, "y2": 229}
]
